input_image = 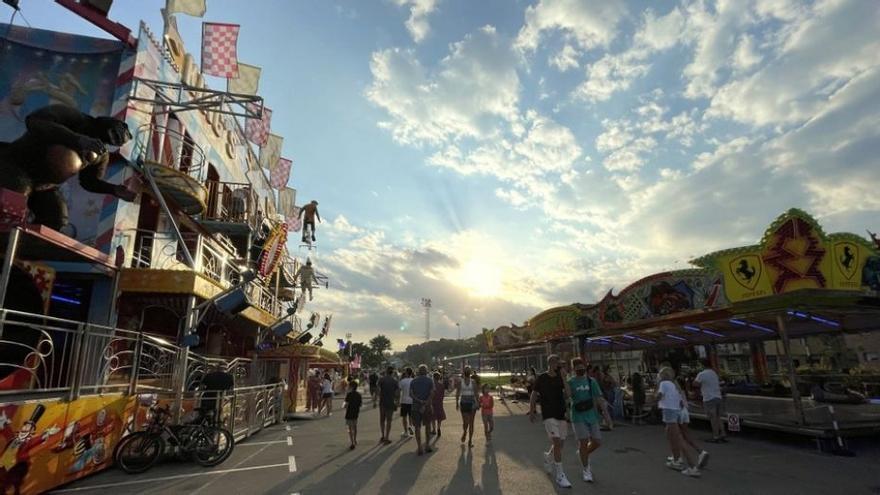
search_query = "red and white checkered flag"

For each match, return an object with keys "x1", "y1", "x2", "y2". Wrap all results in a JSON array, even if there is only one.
[
  {"x1": 201, "y1": 22, "x2": 240, "y2": 78},
  {"x1": 285, "y1": 207, "x2": 302, "y2": 232},
  {"x1": 245, "y1": 103, "x2": 272, "y2": 146},
  {"x1": 270, "y1": 158, "x2": 292, "y2": 189}
]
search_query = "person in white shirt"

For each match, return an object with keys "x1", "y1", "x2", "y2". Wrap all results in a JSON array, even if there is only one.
[
  {"x1": 399, "y1": 367, "x2": 415, "y2": 437},
  {"x1": 694, "y1": 359, "x2": 727, "y2": 442},
  {"x1": 656, "y1": 367, "x2": 701, "y2": 477}
]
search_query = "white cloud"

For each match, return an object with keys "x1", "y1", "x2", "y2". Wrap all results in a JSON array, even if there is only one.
[
  {"x1": 706, "y1": 0, "x2": 880, "y2": 126},
  {"x1": 573, "y1": 6, "x2": 683, "y2": 103},
  {"x1": 574, "y1": 52, "x2": 649, "y2": 103},
  {"x1": 549, "y1": 44, "x2": 580, "y2": 72},
  {"x1": 515, "y1": 0, "x2": 627, "y2": 52},
  {"x1": 731, "y1": 34, "x2": 762, "y2": 71},
  {"x1": 634, "y1": 6, "x2": 684, "y2": 51},
  {"x1": 393, "y1": 0, "x2": 439, "y2": 43},
  {"x1": 366, "y1": 25, "x2": 520, "y2": 145}
]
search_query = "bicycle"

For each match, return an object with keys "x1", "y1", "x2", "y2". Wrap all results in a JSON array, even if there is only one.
[{"x1": 114, "y1": 403, "x2": 235, "y2": 474}]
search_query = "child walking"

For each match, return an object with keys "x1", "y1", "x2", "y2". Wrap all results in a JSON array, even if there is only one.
[
  {"x1": 479, "y1": 384, "x2": 495, "y2": 442},
  {"x1": 344, "y1": 380, "x2": 362, "y2": 450}
]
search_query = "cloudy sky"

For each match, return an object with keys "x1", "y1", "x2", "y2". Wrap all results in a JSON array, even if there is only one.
[{"x1": 21, "y1": 0, "x2": 880, "y2": 349}]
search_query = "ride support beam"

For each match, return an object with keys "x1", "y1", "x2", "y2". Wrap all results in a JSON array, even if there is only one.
[{"x1": 776, "y1": 314, "x2": 807, "y2": 425}]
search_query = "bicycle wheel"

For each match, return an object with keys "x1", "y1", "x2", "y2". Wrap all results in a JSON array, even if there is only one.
[
  {"x1": 115, "y1": 431, "x2": 165, "y2": 474},
  {"x1": 192, "y1": 427, "x2": 235, "y2": 467}
]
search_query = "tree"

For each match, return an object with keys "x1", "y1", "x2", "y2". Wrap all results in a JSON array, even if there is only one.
[
  {"x1": 351, "y1": 342, "x2": 381, "y2": 369},
  {"x1": 369, "y1": 334, "x2": 392, "y2": 355}
]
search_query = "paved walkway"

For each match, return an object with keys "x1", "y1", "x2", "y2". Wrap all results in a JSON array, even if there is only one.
[{"x1": 54, "y1": 393, "x2": 880, "y2": 494}]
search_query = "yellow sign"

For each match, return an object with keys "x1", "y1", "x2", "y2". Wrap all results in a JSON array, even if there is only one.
[
  {"x1": 720, "y1": 253, "x2": 772, "y2": 302},
  {"x1": 695, "y1": 210, "x2": 879, "y2": 303}
]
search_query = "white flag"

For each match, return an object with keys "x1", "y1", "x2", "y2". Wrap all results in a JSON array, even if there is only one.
[
  {"x1": 259, "y1": 134, "x2": 283, "y2": 170},
  {"x1": 228, "y1": 63, "x2": 261, "y2": 95},
  {"x1": 278, "y1": 188, "x2": 297, "y2": 218},
  {"x1": 166, "y1": 0, "x2": 206, "y2": 17}
]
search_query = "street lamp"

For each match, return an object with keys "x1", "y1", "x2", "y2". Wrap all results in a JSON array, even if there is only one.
[{"x1": 456, "y1": 322, "x2": 461, "y2": 340}]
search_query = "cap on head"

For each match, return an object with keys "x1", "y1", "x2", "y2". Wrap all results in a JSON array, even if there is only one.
[
  {"x1": 311, "y1": 200, "x2": 318, "y2": 205},
  {"x1": 418, "y1": 364, "x2": 428, "y2": 375}
]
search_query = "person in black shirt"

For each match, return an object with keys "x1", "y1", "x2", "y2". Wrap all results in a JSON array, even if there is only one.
[
  {"x1": 369, "y1": 371, "x2": 379, "y2": 408},
  {"x1": 344, "y1": 380, "x2": 363, "y2": 450},
  {"x1": 529, "y1": 354, "x2": 572, "y2": 488}
]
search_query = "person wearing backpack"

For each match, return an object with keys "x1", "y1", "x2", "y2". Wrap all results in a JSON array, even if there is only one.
[{"x1": 564, "y1": 357, "x2": 604, "y2": 483}]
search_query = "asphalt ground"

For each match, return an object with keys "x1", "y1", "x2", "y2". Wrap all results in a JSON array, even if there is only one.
[{"x1": 53, "y1": 391, "x2": 880, "y2": 495}]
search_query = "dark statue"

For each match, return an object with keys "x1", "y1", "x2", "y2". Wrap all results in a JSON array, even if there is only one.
[{"x1": 0, "y1": 104, "x2": 137, "y2": 230}]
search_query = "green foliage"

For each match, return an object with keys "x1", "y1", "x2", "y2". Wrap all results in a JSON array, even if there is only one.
[
  {"x1": 399, "y1": 337, "x2": 482, "y2": 368},
  {"x1": 369, "y1": 335, "x2": 392, "y2": 354}
]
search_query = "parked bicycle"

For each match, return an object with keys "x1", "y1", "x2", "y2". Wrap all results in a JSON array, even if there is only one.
[{"x1": 114, "y1": 403, "x2": 235, "y2": 474}]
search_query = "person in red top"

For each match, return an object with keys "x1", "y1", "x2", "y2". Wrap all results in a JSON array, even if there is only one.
[{"x1": 479, "y1": 384, "x2": 494, "y2": 443}]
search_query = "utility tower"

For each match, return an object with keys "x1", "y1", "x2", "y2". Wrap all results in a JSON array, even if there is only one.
[{"x1": 420, "y1": 298, "x2": 431, "y2": 342}]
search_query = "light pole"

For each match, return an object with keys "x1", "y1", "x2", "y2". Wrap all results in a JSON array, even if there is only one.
[
  {"x1": 420, "y1": 298, "x2": 431, "y2": 342},
  {"x1": 456, "y1": 322, "x2": 461, "y2": 340}
]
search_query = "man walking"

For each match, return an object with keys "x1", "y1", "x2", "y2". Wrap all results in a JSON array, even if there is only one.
[
  {"x1": 410, "y1": 364, "x2": 435, "y2": 456},
  {"x1": 529, "y1": 355, "x2": 572, "y2": 488},
  {"x1": 694, "y1": 359, "x2": 727, "y2": 443},
  {"x1": 369, "y1": 370, "x2": 379, "y2": 408},
  {"x1": 399, "y1": 367, "x2": 415, "y2": 437},
  {"x1": 564, "y1": 358, "x2": 603, "y2": 483},
  {"x1": 378, "y1": 366, "x2": 399, "y2": 445}
]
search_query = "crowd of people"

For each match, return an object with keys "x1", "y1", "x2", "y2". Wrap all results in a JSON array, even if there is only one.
[{"x1": 306, "y1": 356, "x2": 726, "y2": 488}]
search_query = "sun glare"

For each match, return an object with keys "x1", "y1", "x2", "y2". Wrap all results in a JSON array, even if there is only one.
[{"x1": 459, "y1": 259, "x2": 503, "y2": 298}]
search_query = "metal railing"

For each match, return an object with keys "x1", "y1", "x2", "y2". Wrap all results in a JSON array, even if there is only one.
[
  {"x1": 133, "y1": 122, "x2": 206, "y2": 182},
  {"x1": 203, "y1": 181, "x2": 259, "y2": 230},
  {"x1": 129, "y1": 230, "x2": 241, "y2": 288},
  {"x1": 0, "y1": 309, "x2": 273, "y2": 402}
]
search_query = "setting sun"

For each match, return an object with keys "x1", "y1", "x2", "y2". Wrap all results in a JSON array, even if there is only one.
[{"x1": 459, "y1": 258, "x2": 503, "y2": 298}]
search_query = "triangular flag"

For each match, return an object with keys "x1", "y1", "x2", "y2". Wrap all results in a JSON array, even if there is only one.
[
  {"x1": 228, "y1": 62, "x2": 261, "y2": 95},
  {"x1": 166, "y1": 0, "x2": 206, "y2": 17}
]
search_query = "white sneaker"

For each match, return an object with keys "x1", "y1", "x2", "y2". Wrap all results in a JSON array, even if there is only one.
[
  {"x1": 681, "y1": 467, "x2": 701, "y2": 478},
  {"x1": 401, "y1": 432, "x2": 409, "y2": 438},
  {"x1": 666, "y1": 459, "x2": 685, "y2": 471},
  {"x1": 543, "y1": 452, "x2": 553, "y2": 474},
  {"x1": 582, "y1": 464, "x2": 594, "y2": 482},
  {"x1": 556, "y1": 471, "x2": 572, "y2": 488},
  {"x1": 698, "y1": 450, "x2": 709, "y2": 468}
]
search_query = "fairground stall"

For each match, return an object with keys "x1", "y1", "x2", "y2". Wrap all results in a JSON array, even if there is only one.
[
  {"x1": 481, "y1": 210, "x2": 880, "y2": 449},
  {"x1": 0, "y1": 1, "x2": 326, "y2": 492}
]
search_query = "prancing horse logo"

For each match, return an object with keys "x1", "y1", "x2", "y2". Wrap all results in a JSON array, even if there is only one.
[
  {"x1": 834, "y1": 242, "x2": 859, "y2": 280},
  {"x1": 729, "y1": 255, "x2": 762, "y2": 291}
]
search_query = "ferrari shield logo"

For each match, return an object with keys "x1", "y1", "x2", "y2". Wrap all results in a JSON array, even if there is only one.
[
  {"x1": 729, "y1": 255, "x2": 762, "y2": 291},
  {"x1": 834, "y1": 242, "x2": 859, "y2": 280}
]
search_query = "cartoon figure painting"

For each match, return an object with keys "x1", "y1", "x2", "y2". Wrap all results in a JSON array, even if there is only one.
[{"x1": 0, "y1": 405, "x2": 59, "y2": 495}]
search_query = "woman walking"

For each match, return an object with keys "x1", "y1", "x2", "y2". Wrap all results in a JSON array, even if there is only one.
[
  {"x1": 321, "y1": 372, "x2": 334, "y2": 416},
  {"x1": 455, "y1": 366, "x2": 478, "y2": 447},
  {"x1": 656, "y1": 367, "x2": 701, "y2": 477},
  {"x1": 431, "y1": 371, "x2": 446, "y2": 437}
]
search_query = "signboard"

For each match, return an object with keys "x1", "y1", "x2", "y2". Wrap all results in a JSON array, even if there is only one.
[
  {"x1": 258, "y1": 223, "x2": 288, "y2": 277},
  {"x1": 727, "y1": 414, "x2": 741, "y2": 432}
]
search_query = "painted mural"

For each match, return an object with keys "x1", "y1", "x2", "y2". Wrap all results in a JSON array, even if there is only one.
[
  {"x1": 491, "y1": 209, "x2": 878, "y2": 350},
  {"x1": 0, "y1": 395, "x2": 136, "y2": 495},
  {"x1": 0, "y1": 24, "x2": 130, "y2": 246}
]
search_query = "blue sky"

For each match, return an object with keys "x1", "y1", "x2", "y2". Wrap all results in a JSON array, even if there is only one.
[{"x1": 12, "y1": 0, "x2": 880, "y2": 350}]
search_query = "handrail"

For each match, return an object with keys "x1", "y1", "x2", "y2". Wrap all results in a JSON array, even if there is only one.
[
  {"x1": 0, "y1": 308, "x2": 264, "y2": 399},
  {"x1": 133, "y1": 122, "x2": 206, "y2": 183}
]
